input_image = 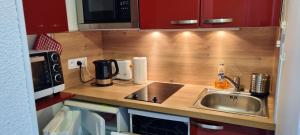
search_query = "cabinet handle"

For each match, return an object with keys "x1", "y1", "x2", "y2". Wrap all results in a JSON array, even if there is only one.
[
  {"x1": 170, "y1": 20, "x2": 198, "y2": 25},
  {"x1": 52, "y1": 24, "x2": 59, "y2": 27},
  {"x1": 203, "y1": 18, "x2": 233, "y2": 24},
  {"x1": 38, "y1": 24, "x2": 45, "y2": 28},
  {"x1": 192, "y1": 121, "x2": 224, "y2": 131}
]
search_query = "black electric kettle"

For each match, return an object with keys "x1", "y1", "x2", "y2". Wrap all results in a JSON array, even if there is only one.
[{"x1": 93, "y1": 59, "x2": 119, "y2": 86}]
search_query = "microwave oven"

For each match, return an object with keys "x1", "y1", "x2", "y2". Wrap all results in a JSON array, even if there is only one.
[
  {"x1": 76, "y1": 0, "x2": 139, "y2": 30},
  {"x1": 30, "y1": 50, "x2": 65, "y2": 100}
]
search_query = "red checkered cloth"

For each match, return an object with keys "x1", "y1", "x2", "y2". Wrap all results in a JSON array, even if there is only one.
[{"x1": 33, "y1": 34, "x2": 63, "y2": 54}]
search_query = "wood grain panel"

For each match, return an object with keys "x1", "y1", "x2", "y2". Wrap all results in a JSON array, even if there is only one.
[
  {"x1": 102, "y1": 27, "x2": 278, "y2": 90},
  {"x1": 53, "y1": 31, "x2": 103, "y2": 88}
]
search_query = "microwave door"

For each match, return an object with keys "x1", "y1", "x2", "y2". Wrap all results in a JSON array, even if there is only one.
[
  {"x1": 30, "y1": 56, "x2": 52, "y2": 92},
  {"x1": 82, "y1": 0, "x2": 117, "y2": 23},
  {"x1": 77, "y1": 0, "x2": 138, "y2": 30}
]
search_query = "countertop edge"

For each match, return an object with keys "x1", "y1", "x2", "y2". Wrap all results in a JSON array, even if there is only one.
[{"x1": 64, "y1": 92, "x2": 276, "y2": 130}]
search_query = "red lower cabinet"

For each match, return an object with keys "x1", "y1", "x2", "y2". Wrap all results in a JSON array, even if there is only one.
[{"x1": 190, "y1": 119, "x2": 274, "y2": 135}]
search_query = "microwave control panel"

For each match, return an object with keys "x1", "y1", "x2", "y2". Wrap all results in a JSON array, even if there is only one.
[{"x1": 119, "y1": 0, "x2": 131, "y2": 21}]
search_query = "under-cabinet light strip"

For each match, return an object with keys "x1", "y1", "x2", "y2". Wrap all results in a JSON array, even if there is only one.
[{"x1": 79, "y1": 27, "x2": 240, "y2": 32}]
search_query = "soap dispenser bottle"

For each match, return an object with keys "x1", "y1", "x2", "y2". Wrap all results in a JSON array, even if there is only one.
[{"x1": 214, "y1": 61, "x2": 230, "y2": 89}]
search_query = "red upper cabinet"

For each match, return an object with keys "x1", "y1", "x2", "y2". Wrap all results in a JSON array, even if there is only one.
[
  {"x1": 190, "y1": 119, "x2": 274, "y2": 135},
  {"x1": 243, "y1": 0, "x2": 281, "y2": 26},
  {"x1": 23, "y1": 0, "x2": 68, "y2": 34},
  {"x1": 200, "y1": 0, "x2": 281, "y2": 28},
  {"x1": 139, "y1": 0, "x2": 200, "y2": 29}
]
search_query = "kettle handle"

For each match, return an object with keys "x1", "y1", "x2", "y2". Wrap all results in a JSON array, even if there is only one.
[{"x1": 110, "y1": 59, "x2": 119, "y2": 77}]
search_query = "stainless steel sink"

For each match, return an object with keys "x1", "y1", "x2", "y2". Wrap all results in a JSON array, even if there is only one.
[{"x1": 193, "y1": 88, "x2": 268, "y2": 117}]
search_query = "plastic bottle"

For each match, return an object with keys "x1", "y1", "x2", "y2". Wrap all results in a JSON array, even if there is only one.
[{"x1": 214, "y1": 61, "x2": 230, "y2": 89}]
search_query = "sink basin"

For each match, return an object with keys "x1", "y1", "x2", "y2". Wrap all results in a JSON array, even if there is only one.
[{"x1": 193, "y1": 88, "x2": 268, "y2": 117}]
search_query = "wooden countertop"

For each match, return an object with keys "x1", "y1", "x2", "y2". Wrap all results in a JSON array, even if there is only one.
[{"x1": 63, "y1": 81, "x2": 275, "y2": 130}]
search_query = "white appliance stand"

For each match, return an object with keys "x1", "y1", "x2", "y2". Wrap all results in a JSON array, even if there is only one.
[
  {"x1": 43, "y1": 100, "x2": 130, "y2": 135},
  {"x1": 64, "y1": 100, "x2": 129, "y2": 133}
]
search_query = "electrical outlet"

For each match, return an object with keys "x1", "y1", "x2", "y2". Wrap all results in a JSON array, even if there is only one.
[{"x1": 68, "y1": 57, "x2": 87, "y2": 69}]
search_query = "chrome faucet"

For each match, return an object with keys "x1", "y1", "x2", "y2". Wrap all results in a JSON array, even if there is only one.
[{"x1": 224, "y1": 76, "x2": 243, "y2": 92}]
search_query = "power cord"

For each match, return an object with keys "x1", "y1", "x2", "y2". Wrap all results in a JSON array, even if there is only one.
[{"x1": 77, "y1": 61, "x2": 94, "y2": 83}]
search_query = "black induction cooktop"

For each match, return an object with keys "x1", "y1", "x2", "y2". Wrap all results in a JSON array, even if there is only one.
[{"x1": 125, "y1": 82, "x2": 184, "y2": 104}]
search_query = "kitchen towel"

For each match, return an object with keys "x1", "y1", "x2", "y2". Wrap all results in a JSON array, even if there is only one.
[{"x1": 33, "y1": 34, "x2": 63, "y2": 54}]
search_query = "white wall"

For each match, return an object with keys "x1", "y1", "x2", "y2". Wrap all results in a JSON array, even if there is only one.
[
  {"x1": 276, "y1": 0, "x2": 300, "y2": 134},
  {"x1": 0, "y1": 0, "x2": 38, "y2": 134},
  {"x1": 298, "y1": 115, "x2": 300, "y2": 135}
]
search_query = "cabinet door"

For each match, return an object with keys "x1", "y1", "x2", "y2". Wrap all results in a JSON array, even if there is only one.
[
  {"x1": 243, "y1": 0, "x2": 281, "y2": 26},
  {"x1": 200, "y1": 0, "x2": 281, "y2": 28},
  {"x1": 23, "y1": 0, "x2": 47, "y2": 34},
  {"x1": 43, "y1": 0, "x2": 68, "y2": 33},
  {"x1": 139, "y1": 0, "x2": 200, "y2": 29},
  {"x1": 190, "y1": 119, "x2": 274, "y2": 135},
  {"x1": 23, "y1": 0, "x2": 68, "y2": 34}
]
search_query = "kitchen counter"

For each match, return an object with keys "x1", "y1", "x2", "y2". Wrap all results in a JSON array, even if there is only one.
[{"x1": 63, "y1": 81, "x2": 275, "y2": 130}]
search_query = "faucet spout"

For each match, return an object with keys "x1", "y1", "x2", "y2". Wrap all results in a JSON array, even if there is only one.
[{"x1": 224, "y1": 76, "x2": 243, "y2": 92}]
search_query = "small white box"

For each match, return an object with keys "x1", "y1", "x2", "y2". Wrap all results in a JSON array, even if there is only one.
[{"x1": 116, "y1": 60, "x2": 132, "y2": 80}]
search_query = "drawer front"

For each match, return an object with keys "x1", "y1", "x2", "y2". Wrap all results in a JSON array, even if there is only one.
[{"x1": 190, "y1": 119, "x2": 274, "y2": 135}]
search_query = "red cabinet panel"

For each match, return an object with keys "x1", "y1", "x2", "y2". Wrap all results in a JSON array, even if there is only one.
[
  {"x1": 23, "y1": 0, "x2": 68, "y2": 34},
  {"x1": 200, "y1": 0, "x2": 281, "y2": 28},
  {"x1": 139, "y1": 0, "x2": 200, "y2": 29},
  {"x1": 35, "y1": 92, "x2": 75, "y2": 111},
  {"x1": 190, "y1": 119, "x2": 274, "y2": 135},
  {"x1": 140, "y1": 0, "x2": 281, "y2": 29}
]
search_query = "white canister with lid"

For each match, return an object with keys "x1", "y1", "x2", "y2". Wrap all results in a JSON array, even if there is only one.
[{"x1": 132, "y1": 57, "x2": 147, "y2": 84}]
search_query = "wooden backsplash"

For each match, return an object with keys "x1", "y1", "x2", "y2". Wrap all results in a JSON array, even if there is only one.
[
  {"x1": 102, "y1": 27, "x2": 278, "y2": 90},
  {"x1": 53, "y1": 31, "x2": 103, "y2": 88}
]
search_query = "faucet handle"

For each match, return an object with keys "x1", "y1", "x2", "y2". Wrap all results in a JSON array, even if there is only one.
[
  {"x1": 233, "y1": 76, "x2": 244, "y2": 92},
  {"x1": 224, "y1": 75, "x2": 243, "y2": 92},
  {"x1": 233, "y1": 76, "x2": 240, "y2": 86}
]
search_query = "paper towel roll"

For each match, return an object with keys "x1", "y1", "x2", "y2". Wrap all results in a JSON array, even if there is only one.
[{"x1": 133, "y1": 57, "x2": 147, "y2": 84}]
